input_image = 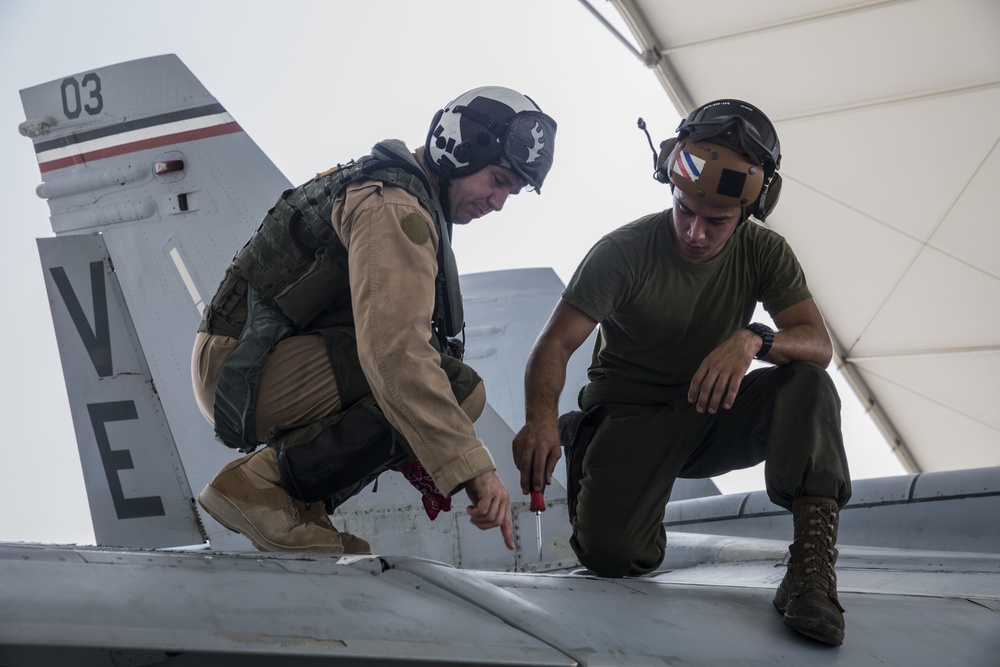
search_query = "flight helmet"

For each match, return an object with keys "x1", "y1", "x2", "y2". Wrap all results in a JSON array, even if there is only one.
[
  {"x1": 653, "y1": 99, "x2": 782, "y2": 221},
  {"x1": 425, "y1": 86, "x2": 557, "y2": 194}
]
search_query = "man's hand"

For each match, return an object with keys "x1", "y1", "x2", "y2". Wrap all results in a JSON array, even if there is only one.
[
  {"x1": 464, "y1": 470, "x2": 515, "y2": 550},
  {"x1": 514, "y1": 300, "x2": 597, "y2": 495},
  {"x1": 688, "y1": 329, "x2": 758, "y2": 414},
  {"x1": 688, "y1": 300, "x2": 835, "y2": 414},
  {"x1": 512, "y1": 421, "x2": 562, "y2": 496}
]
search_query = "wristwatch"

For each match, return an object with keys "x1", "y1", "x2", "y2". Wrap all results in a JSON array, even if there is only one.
[{"x1": 746, "y1": 322, "x2": 774, "y2": 359}]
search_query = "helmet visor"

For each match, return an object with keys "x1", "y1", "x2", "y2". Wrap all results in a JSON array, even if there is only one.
[
  {"x1": 678, "y1": 100, "x2": 780, "y2": 171},
  {"x1": 498, "y1": 111, "x2": 557, "y2": 192}
]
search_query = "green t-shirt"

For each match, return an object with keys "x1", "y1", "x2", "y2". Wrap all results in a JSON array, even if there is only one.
[{"x1": 563, "y1": 210, "x2": 811, "y2": 408}]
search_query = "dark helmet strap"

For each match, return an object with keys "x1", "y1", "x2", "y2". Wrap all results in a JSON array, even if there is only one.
[
  {"x1": 423, "y1": 150, "x2": 454, "y2": 223},
  {"x1": 438, "y1": 183, "x2": 452, "y2": 224},
  {"x1": 452, "y1": 105, "x2": 505, "y2": 135}
]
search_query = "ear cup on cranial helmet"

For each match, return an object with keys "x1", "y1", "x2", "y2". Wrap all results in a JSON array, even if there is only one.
[
  {"x1": 755, "y1": 172, "x2": 781, "y2": 221},
  {"x1": 653, "y1": 137, "x2": 677, "y2": 184}
]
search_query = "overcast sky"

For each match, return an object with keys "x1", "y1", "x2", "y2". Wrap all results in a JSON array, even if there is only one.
[{"x1": 0, "y1": 0, "x2": 904, "y2": 545}]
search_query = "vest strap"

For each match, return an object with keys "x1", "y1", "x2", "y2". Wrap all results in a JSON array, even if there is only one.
[{"x1": 212, "y1": 287, "x2": 294, "y2": 452}]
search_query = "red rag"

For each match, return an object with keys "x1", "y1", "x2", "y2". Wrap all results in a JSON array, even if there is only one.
[{"x1": 391, "y1": 460, "x2": 452, "y2": 520}]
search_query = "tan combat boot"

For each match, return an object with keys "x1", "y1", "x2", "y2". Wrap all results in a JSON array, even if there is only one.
[
  {"x1": 773, "y1": 496, "x2": 846, "y2": 646},
  {"x1": 198, "y1": 448, "x2": 344, "y2": 553},
  {"x1": 295, "y1": 499, "x2": 372, "y2": 554}
]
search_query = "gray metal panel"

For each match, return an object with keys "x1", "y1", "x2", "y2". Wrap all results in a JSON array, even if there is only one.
[
  {"x1": 477, "y1": 570, "x2": 999, "y2": 666},
  {"x1": 2, "y1": 540, "x2": 997, "y2": 666},
  {"x1": 36, "y1": 234, "x2": 202, "y2": 548},
  {"x1": 19, "y1": 54, "x2": 217, "y2": 160},
  {"x1": 658, "y1": 532, "x2": 1000, "y2": 596},
  {"x1": 0, "y1": 545, "x2": 571, "y2": 665},
  {"x1": 665, "y1": 467, "x2": 1000, "y2": 553}
]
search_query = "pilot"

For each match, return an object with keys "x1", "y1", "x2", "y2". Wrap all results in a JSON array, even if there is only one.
[
  {"x1": 193, "y1": 87, "x2": 556, "y2": 556},
  {"x1": 512, "y1": 100, "x2": 851, "y2": 646}
]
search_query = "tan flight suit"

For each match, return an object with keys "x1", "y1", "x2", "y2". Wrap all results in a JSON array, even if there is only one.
[{"x1": 192, "y1": 163, "x2": 491, "y2": 499}]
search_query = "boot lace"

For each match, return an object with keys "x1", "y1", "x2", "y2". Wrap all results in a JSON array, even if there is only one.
[
  {"x1": 295, "y1": 499, "x2": 337, "y2": 531},
  {"x1": 801, "y1": 504, "x2": 838, "y2": 593}
]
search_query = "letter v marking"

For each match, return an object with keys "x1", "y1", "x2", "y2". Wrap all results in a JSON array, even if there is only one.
[{"x1": 49, "y1": 261, "x2": 112, "y2": 378}]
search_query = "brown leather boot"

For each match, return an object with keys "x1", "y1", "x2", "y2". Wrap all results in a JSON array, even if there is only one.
[
  {"x1": 773, "y1": 496, "x2": 846, "y2": 646},
  {"x1": 198, "y1": 448, "x2": 344, "y2": 553},
  {"x1": 295, "y1": 499, "x2": 372, "y2": 554}
]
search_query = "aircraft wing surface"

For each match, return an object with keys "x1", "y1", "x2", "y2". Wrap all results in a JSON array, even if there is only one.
[
  {"x1": 2, "y1": 495, "x2": 998, "y2": 667},
  {"x1": 5, "y1": 470, "x2": 998, "y2": 663}
]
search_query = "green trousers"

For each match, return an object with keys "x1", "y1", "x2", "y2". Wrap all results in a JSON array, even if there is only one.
[{"x1": 570, "y1": 361, "x2": 851, "y2": 578}]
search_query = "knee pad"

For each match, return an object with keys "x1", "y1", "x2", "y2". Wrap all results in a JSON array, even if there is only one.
[
  {"x1": 460, "y1": 381, "x2": 486, "y2": 422},
  {"x1": 270, "y1": 396, "x2": 413, "y2": 508}
]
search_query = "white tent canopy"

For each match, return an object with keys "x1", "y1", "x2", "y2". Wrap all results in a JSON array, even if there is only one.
[{"x1": 592, "y1": 0, "x2": 1000, "y2": 472}]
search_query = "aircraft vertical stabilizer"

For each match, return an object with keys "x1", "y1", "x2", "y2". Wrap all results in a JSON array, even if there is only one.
[
  {"x1": 20, "y1": 54, "x2": 290, "y2": 548},
  {"x1": 37, "y1": 234, "x2": 202, "y2": 547}
]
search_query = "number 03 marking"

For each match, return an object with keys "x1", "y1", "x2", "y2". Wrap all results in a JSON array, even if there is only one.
[{"x1": 60, "y1": 73, "x2": 104, "y2": 119}]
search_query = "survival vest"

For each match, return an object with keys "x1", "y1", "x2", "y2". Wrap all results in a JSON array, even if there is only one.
[{"x1": 200, "y1": 140, "x2": 464, "y2": 451}]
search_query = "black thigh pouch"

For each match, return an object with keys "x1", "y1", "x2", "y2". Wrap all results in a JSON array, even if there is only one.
[{"x1": 269, "y1": 395, "x2": 414, "y2": 510}]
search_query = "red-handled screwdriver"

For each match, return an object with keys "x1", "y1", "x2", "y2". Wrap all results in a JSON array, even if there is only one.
[{"x1": 530, "y1": 479, "x2": 545, "y2": 562}]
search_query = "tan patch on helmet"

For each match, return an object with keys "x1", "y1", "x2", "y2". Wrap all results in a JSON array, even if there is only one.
[
  {"x1": 400, "y1": 213, "x2": 430, "y2": 245},
  {"x1": 665, "y1": 138, "x2": 764, "y2": 208}
]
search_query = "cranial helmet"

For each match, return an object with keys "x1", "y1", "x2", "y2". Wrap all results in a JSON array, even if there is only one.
[
  {"x1": 653, "y1": 99, "x2": 782, "y2": 221},
  {"x1": 425, "y1": 86, "x2": 557, "y2": 193}
]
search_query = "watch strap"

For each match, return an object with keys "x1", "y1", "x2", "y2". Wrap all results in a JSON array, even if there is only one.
[{"x1": 746, "y1": 322, "x2": 774, "y2": 359}]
